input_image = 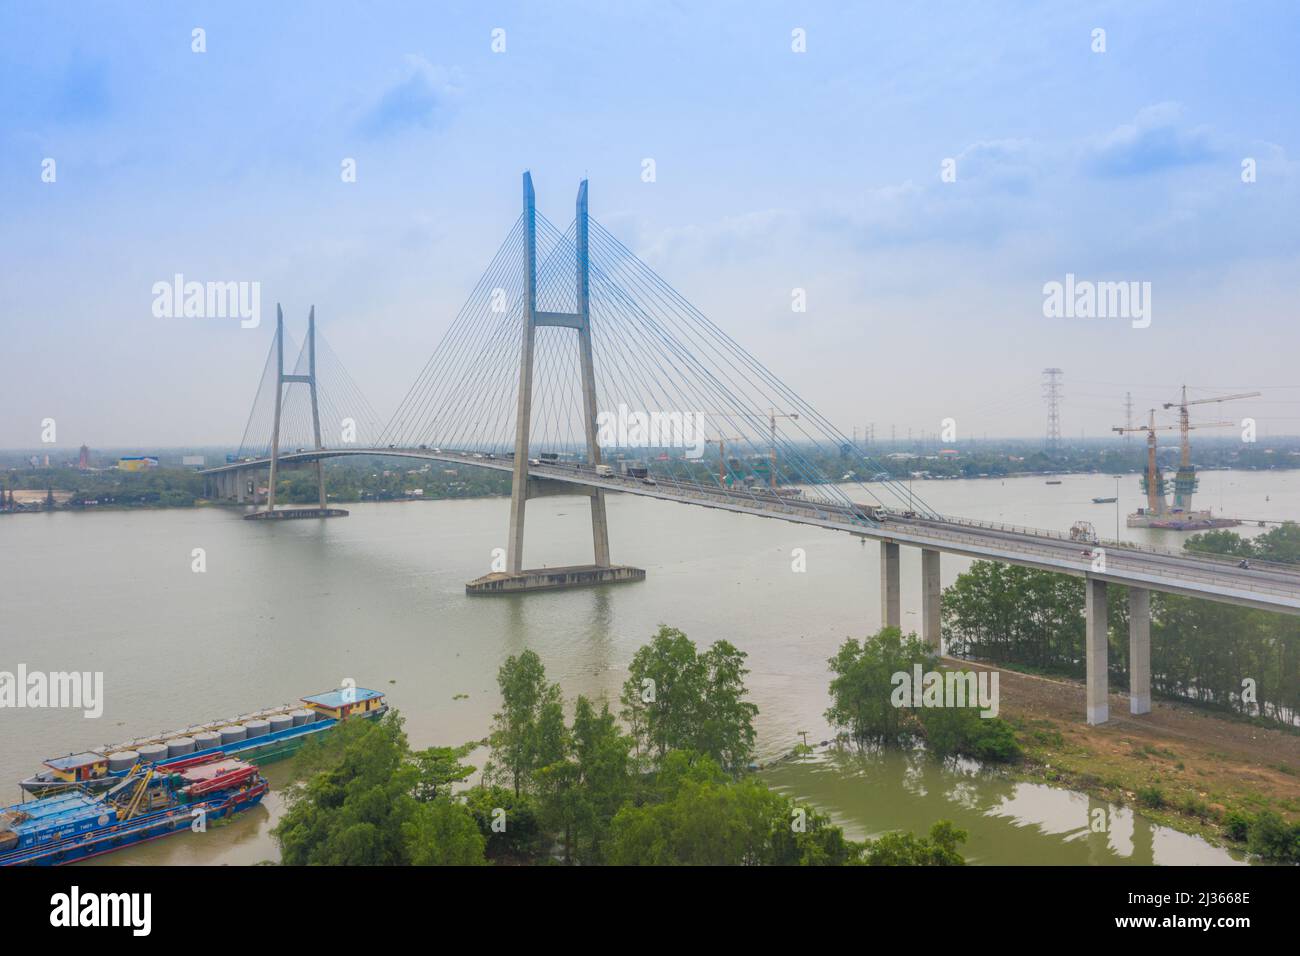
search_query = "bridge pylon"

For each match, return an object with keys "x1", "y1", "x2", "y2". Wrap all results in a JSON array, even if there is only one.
[
  {"x1": 467, "y1": 173, "x2": 643, "y2": 593},
  {"x1": 245, "y1": 305, "x2": 347, "y2": 521}
]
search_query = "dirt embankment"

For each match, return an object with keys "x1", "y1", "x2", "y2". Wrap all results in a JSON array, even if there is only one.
[{"x1": 949, "y1": 658, "x2": 1300, "y2": 830}]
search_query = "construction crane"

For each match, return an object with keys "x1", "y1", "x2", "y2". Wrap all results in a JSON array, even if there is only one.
[
  {"x1": 705, "y1": 435, "x2": 744, "y2": 488},
  {"x1": 766, "y1": 408, "x2": 800, "y2": 489},
  {"x1": 697, "y1": 406, "x2": 800, "y2": 489},
  {"x1": 1162, "y1": 387, "x2": 1260, "y2": 511},
  {"x1": 1113, "y1": 411, "x2": 1232, "y2": 515}
]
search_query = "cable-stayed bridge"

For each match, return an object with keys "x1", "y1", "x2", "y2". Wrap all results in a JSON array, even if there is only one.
[{"x1": 201, "y1": 172, "x2": 1300, "y2": 725}]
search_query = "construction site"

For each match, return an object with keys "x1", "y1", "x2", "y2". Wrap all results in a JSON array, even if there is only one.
[{"x1": 1112, "y1": 386, "x2": 1260, "y2": 531}]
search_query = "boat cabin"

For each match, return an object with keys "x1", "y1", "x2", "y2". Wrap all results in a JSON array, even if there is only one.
[
  {"x1": 301, "y1": 688, "x2": 385, "y2": 721},
  {"x1": 42, "y1": 752, "x2": 108, "y2": 784}
]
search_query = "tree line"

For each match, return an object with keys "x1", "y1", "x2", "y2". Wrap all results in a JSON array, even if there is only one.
[
  {"x1": 940, "y1": 523, "x2": 1300, "y2": 725},
  {"x1": 273, "y1": 625, "x2": 967, "y2": 866}
]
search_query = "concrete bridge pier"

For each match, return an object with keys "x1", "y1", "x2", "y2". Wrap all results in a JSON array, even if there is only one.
[
  {"x1": 1129, "y1": 587, "x2": 1152, "y2": 715},
  {"x1": 880, "y1": 540, "x2": 900, "y2": 629},
  {"x1": 921, "y1": 548, "x2": 941, "y2": 650},
  {"x1": 1085, "y1": 575, "x2": 1109, "y2": 725}
]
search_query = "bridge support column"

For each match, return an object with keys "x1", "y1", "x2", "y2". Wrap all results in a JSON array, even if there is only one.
[
  {"x1": 308, "y1": 306, "x2": 328, "y2": 511},
  {"x1": 238, "y1": 305, "x2": 346, "y2": 522},
  {"x1": 1129, "y1": 587, "x2": 1151, "y2": 715},
  {"x1": 921, "y1": 548, "x2": 941, "y2": 650},
  {"x1": 236, "y1": 469, "x2": 247, "y2": 503},
  {"x1": 468, "y1": 172, "x2": 639, "y2": 594},
  {"x1": 880, "y1": 541, "x2": 900, "y2": 630},
  {"x1": 1085, "y1": 575, "x2": 1109, "y2": 725}
]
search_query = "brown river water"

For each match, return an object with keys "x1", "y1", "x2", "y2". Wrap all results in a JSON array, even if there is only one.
[{"x1": 4, "y1": 469, "x2": 1294, "y2": 864}]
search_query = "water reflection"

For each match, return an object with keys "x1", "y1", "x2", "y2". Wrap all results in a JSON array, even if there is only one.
[{"x1": 763, "y1": 748, "x2": 1245, "y2": 866}]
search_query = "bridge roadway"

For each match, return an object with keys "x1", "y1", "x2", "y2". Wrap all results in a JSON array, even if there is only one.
[{"x1": 202, "y1": 447, "x2": 1300, "y2": 616}]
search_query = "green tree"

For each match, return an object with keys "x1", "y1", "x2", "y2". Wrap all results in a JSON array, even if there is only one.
[
  {"x1": 464, "y1": 785, "x2": 544, "y2": 861},
  {"x1": 412, "y1": 743, "x2": 476, "y2": 801},
  {"x1": 825, "y1": 627, "x2": 937, "y2": 742},
  {"x1": 486, "y1": 650, "x2": 565, "y2": 796},
  {"x1": 273, "y1": 713, "x2": 485, "y2": 866},
  {"x1": 918, "y1": 703, "x2": 1021, "y2": 763},
  {"x1": 1245, "y1": 810, "x2": 1300, "y2": 864},
  {"x1": 1252, "y1": 522, "x2": 1300, "y2": 564},
  {"x1": 1185, "y1": 529, "x2": 1253, "y2": 559},
  {"x1": 404, "y1": 798, "x2": 487, "y2": 865},
  {"x1": 620, "y1": 626, "x2": 757, "y2": 773},
  {"x1": 607, "y1": 752, "x2": 873, "y2": 866},
  {"x1": 860, "y1": 821, "x2": 967, "y2": 866},
  {"x1": 568, "y1": 696, "x2": 633, "y2": 863}
]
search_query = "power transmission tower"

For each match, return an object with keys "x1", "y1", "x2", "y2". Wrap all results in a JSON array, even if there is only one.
[
  {"x1": 1123, "y1": 391, "x2": 1134, "y2": 443},
  {"x1": 1042, "y1": 368, "x2": 1063, "y2": 455}
]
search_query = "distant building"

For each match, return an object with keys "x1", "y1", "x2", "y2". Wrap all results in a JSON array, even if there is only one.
[
  {"x1": 118, "y1": 456, "x2": 159, "y2": 472},
  {"x1": 78, "y1": 445, "x2": 89, "y2": 469}
]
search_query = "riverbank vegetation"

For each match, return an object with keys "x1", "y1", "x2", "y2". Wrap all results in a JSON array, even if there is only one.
[
  {"x1": 942, "y1": 524, "x2": 1300, "y2": 726},
  {"x1": 937, "y1": 530, "x2": 1300, "y2": 861},
  {"x1": 272, "y1": 626, "x2": 967, "y2": 866},
  {"x1": 825, "y1": 628, "x2": 1021, "y2": 763}
]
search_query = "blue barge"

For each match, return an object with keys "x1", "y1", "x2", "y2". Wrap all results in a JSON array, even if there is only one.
[
  {"x1": 1, "y1": 756, "x2": 268, "y2": 866},
  {"x1": 20, "y1": 687, "x2": 387, "y2": 798}
]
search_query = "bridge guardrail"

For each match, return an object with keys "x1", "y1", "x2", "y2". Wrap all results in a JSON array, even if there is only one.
[
  {"x1": 929, "y1": 512, "x2": 1300, "y2": 577},
  {"x1": 906, "y1": 523, "x2": 1297, "y2": 599}
]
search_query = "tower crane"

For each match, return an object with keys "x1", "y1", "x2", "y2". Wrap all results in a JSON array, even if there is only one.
[
  {"x1": 705, "y1": 435, "x2": 744, "y2": 488},
  {"x1": 1113, "y1": 411, "x2": 1231, "y2": 515},
  {"x1": 766, "y1": 408, "x2": 800, "y2": 489},
  {"x1": 1161, "y1": 387, "x2": 1260, "y2": 511},
  {"x1": 697, "y1": 407, "x2": 800, "y2": 490}
]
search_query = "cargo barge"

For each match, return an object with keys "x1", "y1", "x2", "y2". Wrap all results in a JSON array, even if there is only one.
[
  {"x1": 1, "y1": 755, "x2": 267, "y2": 866},
  {"x1": 20, "y1": 687, "x2": 386, "y2": 798}
]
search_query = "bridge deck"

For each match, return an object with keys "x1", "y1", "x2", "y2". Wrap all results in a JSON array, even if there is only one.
[{"x1": 202, "y1": 449, "x2": 1300, "y2": 615}]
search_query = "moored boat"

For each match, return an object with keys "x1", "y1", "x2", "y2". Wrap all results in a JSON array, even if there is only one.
[
  {"x1": 1, "y1": 755, "x2": 267, "y2": 866},
  {"x1": 20, "y1": 687, "x2": 387, "y2": 798}
]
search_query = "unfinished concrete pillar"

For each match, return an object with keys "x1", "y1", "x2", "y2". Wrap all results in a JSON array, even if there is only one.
[
  {"x1": 921, "y1": 547, "x2": 941, "y2": 650},
  {"x1": 1085, "y1": 575, "x2": 1109, "y2": 725},
  {"x1": 880, "y1": 540, "x2": 901, "y2": 630},
  {"x1": 1129, "y1": 587, "x2": 1151, "y2": 715}
]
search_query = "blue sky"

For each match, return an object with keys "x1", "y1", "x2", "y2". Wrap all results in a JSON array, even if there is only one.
[{"x1": 2, "y1": 1, "x2": 1298, "y2": 447}]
